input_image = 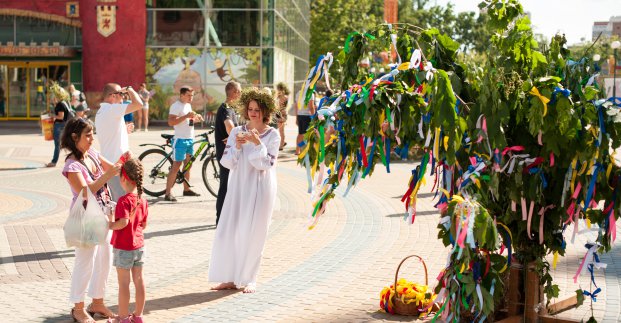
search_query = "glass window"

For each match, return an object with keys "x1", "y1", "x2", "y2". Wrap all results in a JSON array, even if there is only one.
[
  {"x1": 149, "y1": 10, "x2": 204, "y2": 46},
  {"x1": 262, "y1": 10, "x2": 274, "y2": 46},
  {"x1": 0, "y1": 16, "x2": 14, "y2": 44},
  {"x1": 211, "y1": 0, "x2": 260, "y2": 9},
  {"x1": 210, "y1": 10, "x2": 260, "y2": 46},
  {"x1": 262, "y1": 48, "x2": 273, "y2": 85},
  {"x1": 15, "y1": 17, "x2": 80, "y2": 46},
  {"x1": 148, "y1": 0, "x2": 203, "y2": 8}
]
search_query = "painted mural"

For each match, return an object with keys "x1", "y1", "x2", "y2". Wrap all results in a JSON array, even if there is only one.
[{"x1": 145, "y1": 47, "x2": 261, "y2": 119}]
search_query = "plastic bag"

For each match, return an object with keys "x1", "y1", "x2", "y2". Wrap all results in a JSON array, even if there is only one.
[
  {"x1": 64, "y1": 188, "x2": 109, "y2": 248},
  {"x1": 64, "y1": 189, "x2": 86, "y2": 248}
]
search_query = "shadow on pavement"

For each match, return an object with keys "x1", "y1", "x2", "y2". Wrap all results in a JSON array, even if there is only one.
[
  {"x1": 369, "y1": 310, "x2": 433, "y2": 321},
  {"x1": 140, "y1": 289, "x2": 239, "y2": 314},
  {"x1": 0, "y1": 249, "x2": 74, "y2": 264},
  {"x1": 144, "y1": 224, "x2": 216, "y2": 239},
  {"x1": 392, "y1": 192, "x2": 435, "y2": 199},
  {"x1": 386, "y1": 210, "x2": 438, "y2": 218},
  {"x1": 0, "y1": 167, "x2": 41, "y2": 171}
]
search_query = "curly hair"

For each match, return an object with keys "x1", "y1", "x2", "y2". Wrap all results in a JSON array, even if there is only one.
[
  {"x1": 276, "y1": 82, "x2": 290, "y2": 95},
  {"x1": 237, "y1": 87, "x2": 276, "y2": 124},
  {"x1": 49, "y1": 81, "x2": 70, "y2": 102},
  {"x1": 60, "y1": 118, "x2": 94, "y2": 161},
  {"x1": 122, "y1": 158, "x2": 144, "y2": 221}
]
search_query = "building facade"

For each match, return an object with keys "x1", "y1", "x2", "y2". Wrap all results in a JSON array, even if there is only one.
[
  {"x1": 0, "y1": 0, "x2": 309, "y2": 120},
  {"x1": 592, "y1": 16, "x2": 621, "y2": 41}
]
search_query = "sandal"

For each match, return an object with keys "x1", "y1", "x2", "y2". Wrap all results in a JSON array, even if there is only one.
[
  {"x1": 130, "y1": 313, "x2": 144, "y2": 323},
  {"x1": 45, "y1": 162, "x2": 56, "y2": 167},
  {"x1": 87, "y1": 303, "x2": 116, "y2": 319},
  {"x1": 71, "y1": 308, "x2": 95, "y2": 323},
  {"x1": 107, "y1": 316, "x2": 131, "y2": 323}
]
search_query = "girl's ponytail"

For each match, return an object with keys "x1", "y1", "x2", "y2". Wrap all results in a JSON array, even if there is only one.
[{"x1": 122, "y1": 158, "x2": 145, "y2": 222}]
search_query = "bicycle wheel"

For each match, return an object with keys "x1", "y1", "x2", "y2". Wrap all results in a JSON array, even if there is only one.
[
  {"x1": 139, "y1": 149, "x2": 172, "y2": 197},
  {"x1": 202, "y1": 154, "x2": 220, "y2": 198}
]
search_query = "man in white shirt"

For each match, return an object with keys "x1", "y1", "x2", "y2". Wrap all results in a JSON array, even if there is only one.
[
  {"x1": 165, "y1": 86, "x2": 203, "y2": 202},
  {"x1": 95, "y1": 83, "x2": 143, "y2": 201}
]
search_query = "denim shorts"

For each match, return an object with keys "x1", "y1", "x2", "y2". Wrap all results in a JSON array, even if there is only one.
[
  {"x1": 172, "y1": 138, "x2": 194, "y2": 162},
  {"x1": 113, "y1": 247, "x2": 145, "y2": 269}
]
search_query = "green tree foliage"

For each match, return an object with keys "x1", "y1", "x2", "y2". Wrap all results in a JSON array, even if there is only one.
[
  {"x1": 310, "y1": 0, "x2": 383, "y2": 65},
  {"x1": 398, "y1": 0, "x2": 490, "y2": 53},
  {"x1": 300, "y1": 0, "x2": 621, "y2": 320}
]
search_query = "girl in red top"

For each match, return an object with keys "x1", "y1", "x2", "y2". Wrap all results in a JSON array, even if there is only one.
[{"x1": 108, "y1": 157, "x2": 148, "y2": 323}]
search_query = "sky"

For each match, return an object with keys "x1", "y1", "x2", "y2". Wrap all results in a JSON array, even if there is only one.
[{"x1": 436, "y1": 0, "x2": 621, "y2": 45}]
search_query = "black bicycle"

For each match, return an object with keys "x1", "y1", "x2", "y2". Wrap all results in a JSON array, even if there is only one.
[{"x1": 138, "y1": 128, "x2": 220, "y2": 197}]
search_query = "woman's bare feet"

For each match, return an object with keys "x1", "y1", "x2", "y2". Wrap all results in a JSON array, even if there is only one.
[
  {"x1": 211, "y1": 282, "x2": 236, "y2": 290},
  {"x1": 87, "y1": 301, "x2": 115, "y2": 318},
  {"x1": 242, "y1": 283, "x2": 256, "y2": 293},
  {"x1": 71, "y1": 307, "x2": 95, "y2": 323}
]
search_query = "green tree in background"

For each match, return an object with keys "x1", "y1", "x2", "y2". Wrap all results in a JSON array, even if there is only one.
[
  {"x1": 310, "y1": 0, "x2": 383, "y2": 64},
  {"x1": 398, "y1": 0, "x2": 490, "y2": 53},
  {"x1": 310, "y1": 0, "x2": 491, "y2": 66}
]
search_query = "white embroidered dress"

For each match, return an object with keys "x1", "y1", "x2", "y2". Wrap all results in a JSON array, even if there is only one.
[{"x1": 208, "y1": 125, "x2": 281, "y2": 287}]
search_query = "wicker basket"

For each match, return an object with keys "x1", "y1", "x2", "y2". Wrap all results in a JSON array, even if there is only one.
[{"x1": 391, "y1": 254, "x2": 429, "y2": 316}]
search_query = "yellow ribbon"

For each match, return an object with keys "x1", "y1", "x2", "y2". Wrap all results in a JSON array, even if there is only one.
[
  {"x1": 530, "y1": 86, "x2": 550, "y2": 117},
  {"x1": 298, "y1": 141, "x2": 311, "y2": 159},
  {"x1": 397, "y1": 62, "x2": 411, "y2": 71},
  {"x1": 570, "y1": 157, "x2": 578, "y2": 193},
  {"x1": 552, "y1": 251, "x2": 559, "y2": 269}
]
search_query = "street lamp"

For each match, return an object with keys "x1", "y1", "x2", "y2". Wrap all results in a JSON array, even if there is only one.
[{"x1": 612, "y1": 40, "x2": 621, "y2": 98}]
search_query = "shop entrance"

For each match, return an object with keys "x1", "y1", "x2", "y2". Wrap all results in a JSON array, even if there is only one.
[{"x1": 0, "y1": 62, "x2": 69, "y2": 120}]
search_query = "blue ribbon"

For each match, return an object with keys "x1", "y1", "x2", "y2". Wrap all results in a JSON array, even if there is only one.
[
  {"x1": 583, "y1": 163, "x2": 601, "y2": 211},
  {"x1": 583, "y1": 288, "x2": 601, "y2": 302},
  {"x1": 550, "y1": 86, "x2": 571, "y2": 105}
]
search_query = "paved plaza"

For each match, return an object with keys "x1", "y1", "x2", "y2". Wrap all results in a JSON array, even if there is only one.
[{"x1": 0, "y1": 121, "x2": 620, "y2": 322}]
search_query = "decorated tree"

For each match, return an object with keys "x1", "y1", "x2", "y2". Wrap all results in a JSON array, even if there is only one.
[{"x1": 298, "y1": 0, "x2": 621, "y2": 321}]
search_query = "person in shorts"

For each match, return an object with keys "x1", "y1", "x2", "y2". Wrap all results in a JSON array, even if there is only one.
[
  {"x1": 164, "y1": 86, "x2": 204, "y2": 202},
  {"x1": 109, "y1": 158, "x2": 148, "y2": 323},
  {"x1": 295, "y1": 89, "x2": 316, "y2": 155}
]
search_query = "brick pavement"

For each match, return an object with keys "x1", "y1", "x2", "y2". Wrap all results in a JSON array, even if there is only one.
[{"x1": 0, "y1": 122, "x2": 620, "y2": 322}]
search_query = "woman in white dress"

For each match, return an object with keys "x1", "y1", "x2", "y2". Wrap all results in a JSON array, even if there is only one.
[{"x1": 209, "y1": 87, "x2": 281, "y2": 293}]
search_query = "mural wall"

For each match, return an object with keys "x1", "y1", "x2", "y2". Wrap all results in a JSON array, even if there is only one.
[{"x1": 145, "y1": 47, "x2": 261, "y2": 119}]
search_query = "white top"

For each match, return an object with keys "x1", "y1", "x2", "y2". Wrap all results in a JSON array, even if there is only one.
[
  {"x1": 95, "y1": 102, "x2": 129, "y2": 162},
  {"x1": 169, "y1": 100, "x2": 194, "y2": 139},
  {"x1": 71, "y1": 90, "x2": 81, "y2": 107},
  {"x1": 208, "y1": 125, "x2": 280, "y2": 287},
  {"x1": 296, "y1": 90, "x2": 315, "y2": 116}
]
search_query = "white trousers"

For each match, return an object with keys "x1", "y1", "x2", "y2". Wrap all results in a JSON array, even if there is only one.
[{"x1": 69, "y1": 239, "x2": 112, "y2": 304}]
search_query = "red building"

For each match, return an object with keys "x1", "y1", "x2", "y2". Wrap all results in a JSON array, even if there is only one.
[
  {"x1": 0, "y1": 0, "x2": 146, "y2": 120},
  {"x1": 0, "y1": 0, "x2": 311, "y2": 121}
]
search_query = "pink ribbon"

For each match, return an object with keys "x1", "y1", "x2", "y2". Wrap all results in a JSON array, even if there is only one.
[
  {"x1": 521, "y1": 197, "x2": 527, "y2": 221},
  {"x1": 538, "y1": 205, "x2": 555, "y2": 244},
  {"x1": 511, "y1": 200, "x2": 517, "y2": 212},
  {"x1": 572, "y1": 182, "x2": 582, "y2": 200},
  {"x1": 527, "y1": 201, "x2": 535, "y2": 239},
  {"x1": 610, "y1": 211, "x2": 617, "y2": 242},
  {"x1": 549, "y1": 152, "x2": 555, "y2": 167},
  {"x1": 565, "y1": 201, "x2": 576, "y2": 225},
  {"x1": 502, "y1": 146, "x2": 525, "y2": 156},
  {"x1": 538, "y1": 130, "x2": 543, "y2": 146}
]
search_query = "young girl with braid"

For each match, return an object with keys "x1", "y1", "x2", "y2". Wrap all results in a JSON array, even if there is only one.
[{"x1": 108, "y1": 158, "x2": 148, "y2": 323}]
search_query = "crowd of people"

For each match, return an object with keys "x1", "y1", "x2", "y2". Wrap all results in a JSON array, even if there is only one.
[{"x1": 54, "y1": 79, "x2": 320, "y2": 322}]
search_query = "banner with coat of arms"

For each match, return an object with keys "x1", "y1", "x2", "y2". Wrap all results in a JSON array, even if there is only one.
[{"x1": 97, "y1": 5, "x2": 116, "y2": 37}]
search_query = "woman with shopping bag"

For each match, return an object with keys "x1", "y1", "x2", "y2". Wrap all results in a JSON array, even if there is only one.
[{"x1": 60, "y1": 117, "x2": 122, "y2": 323}]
